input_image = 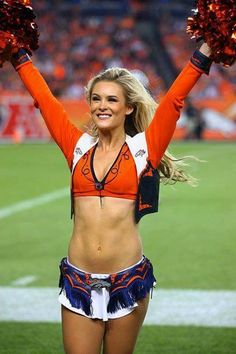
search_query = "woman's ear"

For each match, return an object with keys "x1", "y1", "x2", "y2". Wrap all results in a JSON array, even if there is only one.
[{"x1": 126, "y1": 106, "x2": 134, "y2": 116}]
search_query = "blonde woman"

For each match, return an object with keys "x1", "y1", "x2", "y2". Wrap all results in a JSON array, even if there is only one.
[{"x1": 11, "y1": 42, "x2": 212, "y2": 354}]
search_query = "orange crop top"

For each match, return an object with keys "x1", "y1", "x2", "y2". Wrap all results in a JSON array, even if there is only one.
[
  {"x1": 17, "y1": 54, "x2": 208, "y2": 205},
  {"x1": 72, "y1": 143, "x2": 137, "y2": 200}
]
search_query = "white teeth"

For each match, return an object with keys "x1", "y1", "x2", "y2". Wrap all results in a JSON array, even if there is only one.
[{"x1": 98, "y1": 114, "x2": 111, "y2": 119}]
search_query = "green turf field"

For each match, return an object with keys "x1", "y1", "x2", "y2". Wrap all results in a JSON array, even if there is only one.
[{"x1": 1, "y1": 142, "x2": 236, "y2": 353}]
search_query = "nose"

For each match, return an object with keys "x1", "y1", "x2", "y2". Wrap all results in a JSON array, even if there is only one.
[{"x1": 98, "y1": 99, "x2": 108, "y2": 110}]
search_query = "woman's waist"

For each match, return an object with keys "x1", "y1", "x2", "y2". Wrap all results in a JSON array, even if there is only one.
[
  {"x1": 68, "y1": 231, "x2": 143, "y2": 273},
  {"x1": 65, "y1": 254, "x2": 145, "y2": 278}
]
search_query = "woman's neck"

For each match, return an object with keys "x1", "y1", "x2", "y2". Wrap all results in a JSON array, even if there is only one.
[{"x1": 97, "y1": 130, "x2": 126, "y2": 152}]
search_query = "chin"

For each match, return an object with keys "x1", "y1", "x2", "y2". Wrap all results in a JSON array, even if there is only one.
[
  {"x1": 97, "y1": 126, "x2": 113, "y2": 133},
  {"x1": 95, "y1": 121, "x2": 114, "y2": 130}
]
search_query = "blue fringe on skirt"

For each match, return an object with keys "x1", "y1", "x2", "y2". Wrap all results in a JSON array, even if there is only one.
[{"x1": 59, "y1": 256, "x2": 156, "y2": 316}]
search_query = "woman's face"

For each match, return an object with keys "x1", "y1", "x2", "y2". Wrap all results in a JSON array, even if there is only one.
[{"x1": 90, "y1": 81, "x2": 133, "y2": 132}]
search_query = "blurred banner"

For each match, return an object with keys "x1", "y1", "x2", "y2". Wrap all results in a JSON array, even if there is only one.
[
  {"x1": 0, "y1": 95, "x2": 49, "y2": 143},
  {"x1": 0, "y1": 95, "x2": 89, "y2": 143},
  {"x1": 0, "y1": 94, "x2": 235, "y2": 143}
]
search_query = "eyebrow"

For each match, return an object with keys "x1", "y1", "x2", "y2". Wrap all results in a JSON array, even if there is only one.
[{"x1": 91, "y1": 93, "x2": 119, "y2": 99}]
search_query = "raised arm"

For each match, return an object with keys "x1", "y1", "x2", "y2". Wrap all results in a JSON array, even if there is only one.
[
  {"x1": 145, "y1": 44, "x2": 212, "y2": 169},
  {"x1": 11, "y1": 49, "x2": 82, "y2": 167}
]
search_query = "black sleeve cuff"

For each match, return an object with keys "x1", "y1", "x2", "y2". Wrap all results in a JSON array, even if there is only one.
[
  {"x1": 190, "y1": 49, "x2": 212, "y2": 75},
  {"x1": 11, "y1": 48, "x2": 32, "y2": 70}
]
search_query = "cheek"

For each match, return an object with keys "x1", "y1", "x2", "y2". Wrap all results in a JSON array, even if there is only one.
[{"x1": 90, "y1": 103, "x2": 97, "y2": 114}]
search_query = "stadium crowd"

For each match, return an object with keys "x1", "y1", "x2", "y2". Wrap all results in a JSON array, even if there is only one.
[
  {"x1": 160, "y1": 12, "x2": 236, "y2": 101},
  {"x1": 0, "y1": 0, "x2": 163, "y2": 98},
  {"x1": 0, "y1": 0, "x2": 235, "y2": 109}
]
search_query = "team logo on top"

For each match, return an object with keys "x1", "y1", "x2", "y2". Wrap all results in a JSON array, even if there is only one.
[
  {"x1": 75, "y1": 147, "x2": 82, "y2": 155},
  {"x1": 135, "y1": 149, "x2": 146, "y2": 157}
]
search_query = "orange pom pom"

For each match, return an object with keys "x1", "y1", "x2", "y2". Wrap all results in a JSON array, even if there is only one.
[
  {"x1": 0, "y1": 0, "x2": 39, "y2": 67},
  {"x1": 187, "y1": 0, "x2": 236, "y2": 67}
]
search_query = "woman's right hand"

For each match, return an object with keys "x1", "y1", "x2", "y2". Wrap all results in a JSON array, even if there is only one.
[{"x1": 11, "y1": 48, "x2": 32, "y2": 70}]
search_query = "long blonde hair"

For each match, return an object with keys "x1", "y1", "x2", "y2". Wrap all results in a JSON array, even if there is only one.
[{"x1": 85, "y1": 67, "x2": 195, "y2": 185}]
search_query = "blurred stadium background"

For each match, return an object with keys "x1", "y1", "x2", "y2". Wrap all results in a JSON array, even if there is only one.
[
  {"x1": 0, "y1": 0, "x2": 236, "y2": 353},
  {"x1": 1, "y1": 0, "x2": 236, "y2": 142}
]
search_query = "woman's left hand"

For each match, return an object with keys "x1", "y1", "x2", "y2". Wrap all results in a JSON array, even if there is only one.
[{"x1": 199, "y1": 42, "x2": 212, "y2": 58}]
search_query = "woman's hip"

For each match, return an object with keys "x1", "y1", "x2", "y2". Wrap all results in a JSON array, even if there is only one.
[{"x1": 58, "y1": 255, "x2": 157, "y2": 321}]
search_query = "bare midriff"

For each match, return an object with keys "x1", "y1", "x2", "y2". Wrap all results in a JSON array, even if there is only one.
[{"x1": 67, "y1": 196, "x2": 143, "y2": 274}]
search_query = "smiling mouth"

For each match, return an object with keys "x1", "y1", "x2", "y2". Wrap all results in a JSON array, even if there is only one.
[{"x1": 97, "y1": 114, "x2": 112, "y2": 119}]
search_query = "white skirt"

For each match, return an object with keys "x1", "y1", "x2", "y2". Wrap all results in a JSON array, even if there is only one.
[{"x1": 58, "y1": 258, "x2": 142, "y2": 321}]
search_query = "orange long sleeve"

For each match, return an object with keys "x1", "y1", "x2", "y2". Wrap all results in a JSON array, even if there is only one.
[
  {"x1": 17, "y1": 59, "x2": 205, "y2": 170},
  {"x1": 17, "y1": 62, "x2": 82, "y2": 167},
  {"x1": 145, "y1": 61, "x2": 205, "y2": 168}
]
